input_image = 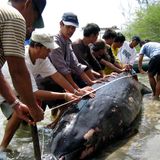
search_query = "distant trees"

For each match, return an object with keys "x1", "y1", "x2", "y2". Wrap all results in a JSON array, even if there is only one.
[
  {"x1": 136, "y1": 0, "x2": 158, "y2": 8},
  {"x1": 123, "y1": 1, "x2": 160, "y2": 42}
]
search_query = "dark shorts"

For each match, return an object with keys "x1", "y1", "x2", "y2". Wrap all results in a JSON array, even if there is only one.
[
  {"x1": 148, "y1": 54, "x2": 160, "y2": 76},
  {"x1": 0, "y1": 101, "x2": 13, "y2": 120},
  {"x1": 36, "y1": 76, "x2": 65, "y2": 109},
  {"x1": 72, "y1": 73, "x2": 87, "y2": 88}
]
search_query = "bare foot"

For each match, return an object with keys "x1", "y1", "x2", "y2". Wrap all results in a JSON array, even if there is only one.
[
  {"x1": 153, "y1": 96, "x2": 159, "y2": 101},
  {"x1": 0, "y1": 146, "x2": 12, "y2": 152}
]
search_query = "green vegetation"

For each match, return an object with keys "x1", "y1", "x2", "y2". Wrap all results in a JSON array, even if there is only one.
[{"x1": 123, "y1": 2, "x2": 160, "y2": 42}]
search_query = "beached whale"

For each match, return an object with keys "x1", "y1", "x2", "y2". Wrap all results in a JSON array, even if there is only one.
[{"x1": 48, "y1": 73, "x2": 151, "y2": 160}]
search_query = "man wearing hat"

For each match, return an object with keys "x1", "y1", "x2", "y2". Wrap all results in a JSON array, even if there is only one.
[
  {"x1": 0, "y1": 0, "x2": 46, "y2": 151},
  {"x1": 0, "y1": 0, "x2": 46, "y2": 123},
  {"x1": 0, "y1": 29, "x2": 80, "y2": 150},
  {"x1": 37, "y1": 12, "x2": 96, "y2": 101},
  {"x1": 9, "y1": 0, "x2": 46, "y2": 39}
]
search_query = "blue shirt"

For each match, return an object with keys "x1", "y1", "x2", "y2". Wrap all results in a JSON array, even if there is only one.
[{"x1": 139, "y1": 42, "x2": 160, "y2": 58}]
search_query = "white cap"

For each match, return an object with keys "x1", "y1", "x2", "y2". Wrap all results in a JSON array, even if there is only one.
[{"x1": 31, "y1": 29, "x2": 59, "y2": 49}]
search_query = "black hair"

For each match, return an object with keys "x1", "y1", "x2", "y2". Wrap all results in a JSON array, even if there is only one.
[
  {"x1": 132, "y1": 36, "x2": 141, "y2": 43},
  {"x1": 9, "y1": 0, "x2": 26, "y2": 2},
  {"x1": 83, "y1": 23, "x2": 100, "y2": 37},
  {"x1": 114, "y1": 32, "x2": 125, "y2": 43},
  {"x1": 139, "y1": 39, "x2": 151, "y2": 47},
  {"x1": 92, "y1": 40, "x2": 106, "y2": 52},
  {"x1": 102, "y1": 28, "x2": 117, "y2": 40},
  {"x1": 29, "y1": 40, "x2": 44, "y2": 48}
]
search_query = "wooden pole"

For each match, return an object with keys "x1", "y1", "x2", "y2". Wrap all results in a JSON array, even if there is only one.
[
  {"x1": 30, "y1": 124, "x2": 41, "y2": 160},
  {"x1": 45, "y1": 75, "x2": 132, "y2": 112}
]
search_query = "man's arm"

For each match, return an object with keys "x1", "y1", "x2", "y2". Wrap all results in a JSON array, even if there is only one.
[
  {"x1": 85, "y1": 69, "x2": 97, "y2": 80},
  {"x1": 6, "y1": 56, "x2": 44, "y2": 122},
  {"x1": 63, "y1": 73, "x2": 80, "y2": 90},
  {"x1": 138, "y1": 54, "x2": 146, "y2": 74},
  {"x1": 80, "y1": 72, "x2": 95, "y2": 86},
  {"x1": 34, "y1": 90, "x2": 79, "y2": 101},
  {"x1": 50, "y1": 72, "x2": 78, "y2": 93},
  {"x1": 63, "y1": 73, "x2": 95, "y2": 96},
  {"x1": 101, "y1": 59, "x2": 124, "y2": 73},
  {"x1": 0, "y1": 70, "x2": 35, "y2": 123}
]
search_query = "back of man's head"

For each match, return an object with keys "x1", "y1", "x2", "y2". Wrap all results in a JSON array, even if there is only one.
[
  {"x1": 139, "y1": 39, "x2": 151, "y2": 47},
  {"x1": 102, "y1": 28, "x2": 117, "y2": 40},
  {"x1": 83, "y1": 23, "x2": 100, "y2": 37},
  {"x1": 114, "y1": 32, "x2": 125, "y2": 43},
  {"x1": 92, "y1": 39, "x2": 107, "y2": 52},
  {"x1": 9, "y1": 0, "x2": 46, "y2": 28}
]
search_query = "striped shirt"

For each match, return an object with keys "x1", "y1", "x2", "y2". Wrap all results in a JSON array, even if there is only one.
[{"x1": 0, "y1": 5, "x2": 26, "y2": 68}]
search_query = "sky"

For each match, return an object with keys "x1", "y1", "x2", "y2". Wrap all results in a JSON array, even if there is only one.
[
  {"x1": 42, "y1": 0, "x2": 139, "y2": 39},
  {"x1": 1, "y1": 0, "x2": 139, "y2": 40}
]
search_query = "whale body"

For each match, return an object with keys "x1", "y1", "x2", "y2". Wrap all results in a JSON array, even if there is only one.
[{"x1": 49, "y1": 73, "x2": 151, "y2": 160}]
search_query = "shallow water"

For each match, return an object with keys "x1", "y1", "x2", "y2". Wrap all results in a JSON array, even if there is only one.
[{"x1": 0, "y1": 74, "x2": 160, "y2": 160}]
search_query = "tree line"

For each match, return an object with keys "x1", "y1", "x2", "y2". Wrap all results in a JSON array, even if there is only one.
[{"x1": 122, "y1": 0, "x2": 160, "y2": 42}]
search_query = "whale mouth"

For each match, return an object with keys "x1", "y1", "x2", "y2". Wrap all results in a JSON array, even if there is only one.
[
  {"x1": 57, "y1": 144, "x2": 96, "y2": 160},
  {"x1": 59, "y1": 156, "x2": 65, "y2": 160},
  {"x1": 56, "y1": 146, "x2": 85, "y2": 160}
]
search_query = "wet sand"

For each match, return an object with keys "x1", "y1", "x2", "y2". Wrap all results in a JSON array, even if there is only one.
[{"x1": 1, "y1": 74, "x2": 160, "y2": 160}]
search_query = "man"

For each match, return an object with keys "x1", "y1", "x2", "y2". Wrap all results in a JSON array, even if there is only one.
[
  {"x1": 101, "y1": 28, "x2": 124, "y2": 74},
  {"x1": 72, "y1": 23, "x2": 103, "y2": 79},
  {"x1": 117, "y1": 36, "x2": 141, "y2": 71},
  {"x1": 109, "y1": 32, "x2": 126, "y2": 69},
  {"x1": 0, "y1": 0, "x2": 46, "y2": 123},
  {"x1": 27, "y1": 30, "x2": 82, "y2": 94},
  {"x1": 92, "y1": 39, "x2": 125, "y2": 74},
  {"x1": 38, "y1": 12, "x2": 95, "y2": 92},
  {"x1": 102, "y1": 28, "x2": 117, "y2": 46},
  {"x1": 0, "y1": 29, "x2": 79, "y2": 150},
  {"x1": 102, "y1": 32, "x2": 125, "y2": 74},
  {"x1": 25, "y1": 29, "x2": 83, "y2": 107},
  {"x1": 111, "y1": 32, "x2": 126, "y2": 61},
  {"x1": 138, "y1": 42, "x2": 160, "y2": 100}
]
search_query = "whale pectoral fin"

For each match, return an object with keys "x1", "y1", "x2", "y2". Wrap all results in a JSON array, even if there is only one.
[
  {"x1": 141, "y1": 83, "x2": 152, "y2": 95},
  {"x1": 47, "y1": 107, "x2": 67, "y2": 129}
]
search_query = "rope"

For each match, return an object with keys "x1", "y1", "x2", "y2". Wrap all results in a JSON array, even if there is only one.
[{"x1": 45, "y1": 75, "x2": 132, "y2": 113}]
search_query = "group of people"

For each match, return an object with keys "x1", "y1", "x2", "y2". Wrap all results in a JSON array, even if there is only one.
[{"x1": 0, "y1": 0, "x2": 160, "y2": 153}]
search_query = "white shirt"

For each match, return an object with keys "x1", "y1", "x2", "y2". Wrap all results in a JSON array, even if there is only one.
[
  {"x1": 1, "y1": 46, "x2": 57, "y2": 95},
  {"x1": 25, "y1": 45, "x2": 57, "y2": 78},
  {"x1": 117, "y1": 41, "x2": 137, "y2": 66},
  {"x1": 1, "y1": 62, "x2": 38, "y2": 94}
]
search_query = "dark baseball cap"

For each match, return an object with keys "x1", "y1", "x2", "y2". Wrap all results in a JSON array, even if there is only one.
[
  {"x1": 62, "y1": 12, "x2": 79, "y2": 28},
  {"x1": 32, "y1": 0, "x2": 46, "y2": 28},
  {"x1": 132, "y1": 36, "x2": 141, "y2": 43}
]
